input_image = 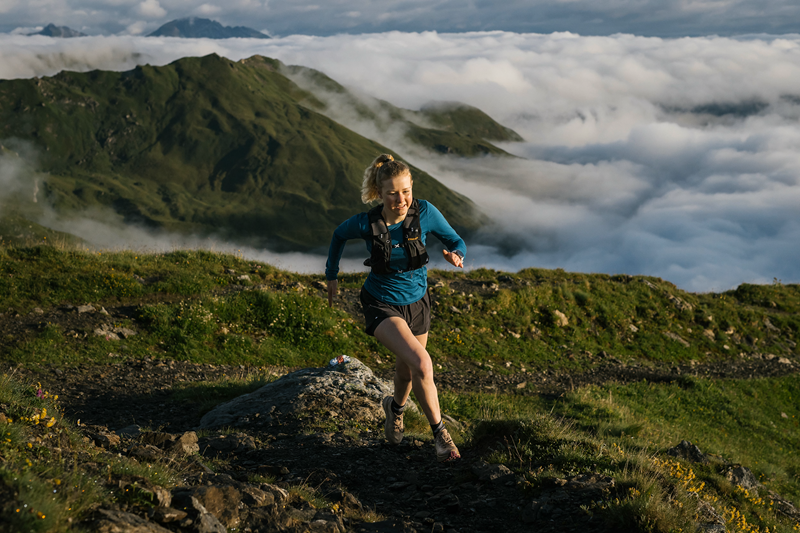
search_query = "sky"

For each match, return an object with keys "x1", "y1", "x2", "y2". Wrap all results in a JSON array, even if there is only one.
[
  {"x1": 2, "y1": 0, "x2": 800, "y2": 38},
  {"x1": 1, "y1": 10, "x2": 800, "y2": 292}
]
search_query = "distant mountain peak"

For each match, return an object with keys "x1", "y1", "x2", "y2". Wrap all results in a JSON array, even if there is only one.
[
  {"x1": 147, "y1": 17, "x2": 270, "y2": 39},
  {"x1": 29, "y1": 23, "x2": 87, "y2": 38}
]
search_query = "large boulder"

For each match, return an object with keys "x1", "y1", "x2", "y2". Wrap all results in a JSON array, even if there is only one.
[{"x1": 199, "y1": 357, "x2": 415, "y2": 429}]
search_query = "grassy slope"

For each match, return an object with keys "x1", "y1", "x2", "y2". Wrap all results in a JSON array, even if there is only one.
[
  {"x1": 0, "y1": 54, "x2": 490, "y2": 250},
  {"x1": 282, "y1": 63, "x2": 523, "y2": 156},
  {"x1": 1, "y1": 247, "x2": 797, "y2": 369},
  {"x1": 2, "y1": 244, "x2": 799, "y2": 532}
]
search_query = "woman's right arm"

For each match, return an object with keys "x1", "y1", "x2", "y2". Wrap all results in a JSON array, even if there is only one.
[{"x1": 325, "y1": 214, "x2": 367, "y2": 307}]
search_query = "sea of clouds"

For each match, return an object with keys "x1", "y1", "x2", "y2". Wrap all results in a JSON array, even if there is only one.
[{"x1": 1, "y1": 31, "x2": 799, "y2": 291}]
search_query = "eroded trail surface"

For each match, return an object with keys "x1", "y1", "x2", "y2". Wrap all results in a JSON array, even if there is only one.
[{"x1": 10, "y1": 355, "x2": 798, "y2": 533}]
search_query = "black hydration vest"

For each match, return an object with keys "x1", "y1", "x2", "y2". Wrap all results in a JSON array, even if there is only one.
[{"x1": 364, "y1": 199, "x2": 429, "y2": 275}]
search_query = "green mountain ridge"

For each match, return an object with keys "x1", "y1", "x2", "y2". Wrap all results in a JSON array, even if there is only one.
[
  {"x1": 0, "y1": 54, "x2": 519, "y2": 250},
  {"x1": 281, "y1": 63, "x2": 523, "y2": 156}
]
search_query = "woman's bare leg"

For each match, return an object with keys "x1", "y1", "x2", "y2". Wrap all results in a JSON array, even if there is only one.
[
  {"x1": 391, "y1": 331, "x2": 427, "y2": 406},
  {"x1": 374, "y1": 317, "x2": 440, "y2": 425}
]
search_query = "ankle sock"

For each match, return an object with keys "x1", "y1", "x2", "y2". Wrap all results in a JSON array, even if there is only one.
[
  {"x1": 390, "y1": 399, "x2": 406, "y2": 415},
  {"x1": 431, "y1": 420, "x2": 444, "y2": 436}
]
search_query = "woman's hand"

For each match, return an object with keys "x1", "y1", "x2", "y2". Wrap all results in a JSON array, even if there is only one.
[
  {"x1": 442, "y1": 250, "x2": 464, "y2": 268},
  {"x1": 327, "y1": 279, "x2": 338, "y2": 307}
]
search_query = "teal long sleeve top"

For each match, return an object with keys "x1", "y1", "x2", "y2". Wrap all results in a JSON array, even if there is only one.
[{"x1": 325, "y1": 200, "x2": 466, "y2": 306}]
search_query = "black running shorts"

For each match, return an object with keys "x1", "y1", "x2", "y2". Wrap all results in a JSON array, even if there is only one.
[{"x1": 359, "y1": 287, "x2": 431, "y2": 337}]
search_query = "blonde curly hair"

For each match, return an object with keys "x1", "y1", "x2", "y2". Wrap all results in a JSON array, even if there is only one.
[{"x1": 361, "y1": 154, "x2": 412, "y2": 204}]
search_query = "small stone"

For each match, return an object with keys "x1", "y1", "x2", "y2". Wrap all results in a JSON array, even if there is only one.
[
  {"x1": 552, "y1": 310, "x2": 568, "y2": 327},
  {"x1": 516, "y1": 381, "x2": 527, "y2": 389},
  {"x1": 666, "y1": 440, "x2": 708, "y2": 464},
  {"x1": 148, "y1": 506, "x2": 188, "y2": 524},
  {"x1": 725, "y1": 465, "x2": 760, "y2": 490},
  {"x1": 778, "y1": 357, "x2": 792, "y2": 365},
  {"x1": 663, "y1": 331, "x2": 690, "y2": 347},
  {"x1": 703, "y1": 329, "x2": 715, "y2": 340},
  {"x1": 116, "y1": 424, "x2": 141, "y2": 438},
  {"x1": 781, "y1": 412, "x2": 789, "y2": 418},
  {"x1": 113, "y1": 327, "x2": 137, "y2": 339},
  {"x1": 170, "y1": 431, "x2": 200, "y2": 455},
  {"x1": 237, "y1": 275, "x2": 250, "y2": 281},
  {"x1": 33, "y1": 307, "x2": 44, "y2": 314},
  {"x1": 256, "y1": 465, "x2": 290, "y2": 477},
  {"x1": 471, "y1": 461, "x2": 514, "y2": 483},
  {"x1": 77, "y1": 304, "x2": 95, "y2": 313},
  {"x1": 260, "y1": 483, "x2": 289, "y2": 503},
  {"x1": 95, "y1": 509, "x2": 172, "y2": 533},
  {"x1": 93, "y1": 432, "x2": 120, "y2": 448}
]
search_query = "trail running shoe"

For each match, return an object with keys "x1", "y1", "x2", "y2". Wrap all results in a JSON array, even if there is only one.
[
  {"x1": 382, "y1": 396, "x2": 404, "y2": 445},
  {"x1": 435, "y1": 427, "x2": 461, "y2": 462}
]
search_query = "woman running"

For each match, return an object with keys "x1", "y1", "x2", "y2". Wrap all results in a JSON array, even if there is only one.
[{"x1": 325, "y1": 154, "x2": 465, "y2": 462}]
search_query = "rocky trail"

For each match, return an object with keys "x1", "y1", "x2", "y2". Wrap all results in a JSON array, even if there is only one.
[{"x1": 6, "y1": 349, "x2": 797, "y2": 533}]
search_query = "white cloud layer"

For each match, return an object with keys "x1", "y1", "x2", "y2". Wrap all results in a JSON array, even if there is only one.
[{"x1": 1, "y1": 31, "x2": 800, "y2": 291}]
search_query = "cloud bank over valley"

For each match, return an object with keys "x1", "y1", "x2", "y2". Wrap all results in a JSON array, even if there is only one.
[{"x1": 1, "y1": 32, "x2": 799, "y2": 291}]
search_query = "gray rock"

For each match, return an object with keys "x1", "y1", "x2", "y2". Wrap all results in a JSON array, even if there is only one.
[
  {"x1": 666, "y1": 440, "x2": 709, "y2": 464},
  {"x1": 725, "y1": 465, "x2": 761, "y2": 490},
  {"x1": 199, "y1": 357, "x2": 414, "y2": 429},
  {"x1": 768, "y1": 490, "x2": 800, "y2": 519},
  {"x1": 171, "y1": 494, "x2": 227, "y2": 533},
  {"x1": 94, "y1": 508, "x2": 172, "y2": 533},
  {"x1": 564, "y1": 473, "x2": 615, "y2": 491},
  {"x1": 552, "y1": 310, "x2": 568, "y2": 327},
  {"x1": 93, "y1": 325, "x2": 137, "y2": 341},
  {"x1": 240, "y1": 485, "x2": 274, "y2": 507},
  {"x1": 77, "y1": 304, "x2": 95, "y2": 313},
  {"x1": 663, "y1": 331, "x2": 691, "y2": 347},
  {"x1": 116, "y1": 424, "x2": 142, "y2": 438},
  {"x1": 471, "y1": 461, "x2": 514, "y2": 483},
  {"x1": 129, "y1": 444, "x2": 162, "y2": 461},
  {"x1": 148, "y1": 506, "x2": 188, "y2": 524},
  {"x1": 186, "y1": 485, "x2": 243, "y2": 529},
  {"x1": 91, "y1": 430, "x2": 120, "y2": 448},
  {"x1": 170, "y1": 431, "x2": 199, "y2": 455},
  {"x1": 200, "y1": 433, "x2": 256, "y2": 455},
  {"x1": 260, "y1": 483, "x2": 289, "y2": 503}
]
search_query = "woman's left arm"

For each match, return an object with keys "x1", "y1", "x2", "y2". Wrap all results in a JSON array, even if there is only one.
[{"x1": 424, "y1": 202, "x2": 466, "y2": 268}]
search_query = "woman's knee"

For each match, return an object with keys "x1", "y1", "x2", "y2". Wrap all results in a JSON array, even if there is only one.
[{"x1": 407, "y1": 351, "x2": 433, "y2": 381}]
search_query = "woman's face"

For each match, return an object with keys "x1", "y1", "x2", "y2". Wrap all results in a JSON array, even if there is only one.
[{"x1": 379, "y1": 172, "x2": 413, "y2": 220}]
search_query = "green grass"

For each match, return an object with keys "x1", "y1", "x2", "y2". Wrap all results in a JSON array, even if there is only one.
[
  {"x1": 2, "y1": 246, "x2": 798, "y2": 373},
  {"x1": 559, "y1": 376, "x2": 800, "y2": 503},
  {"x1": 437, "y1": 377, "x2": 800, "y2": 532}
]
